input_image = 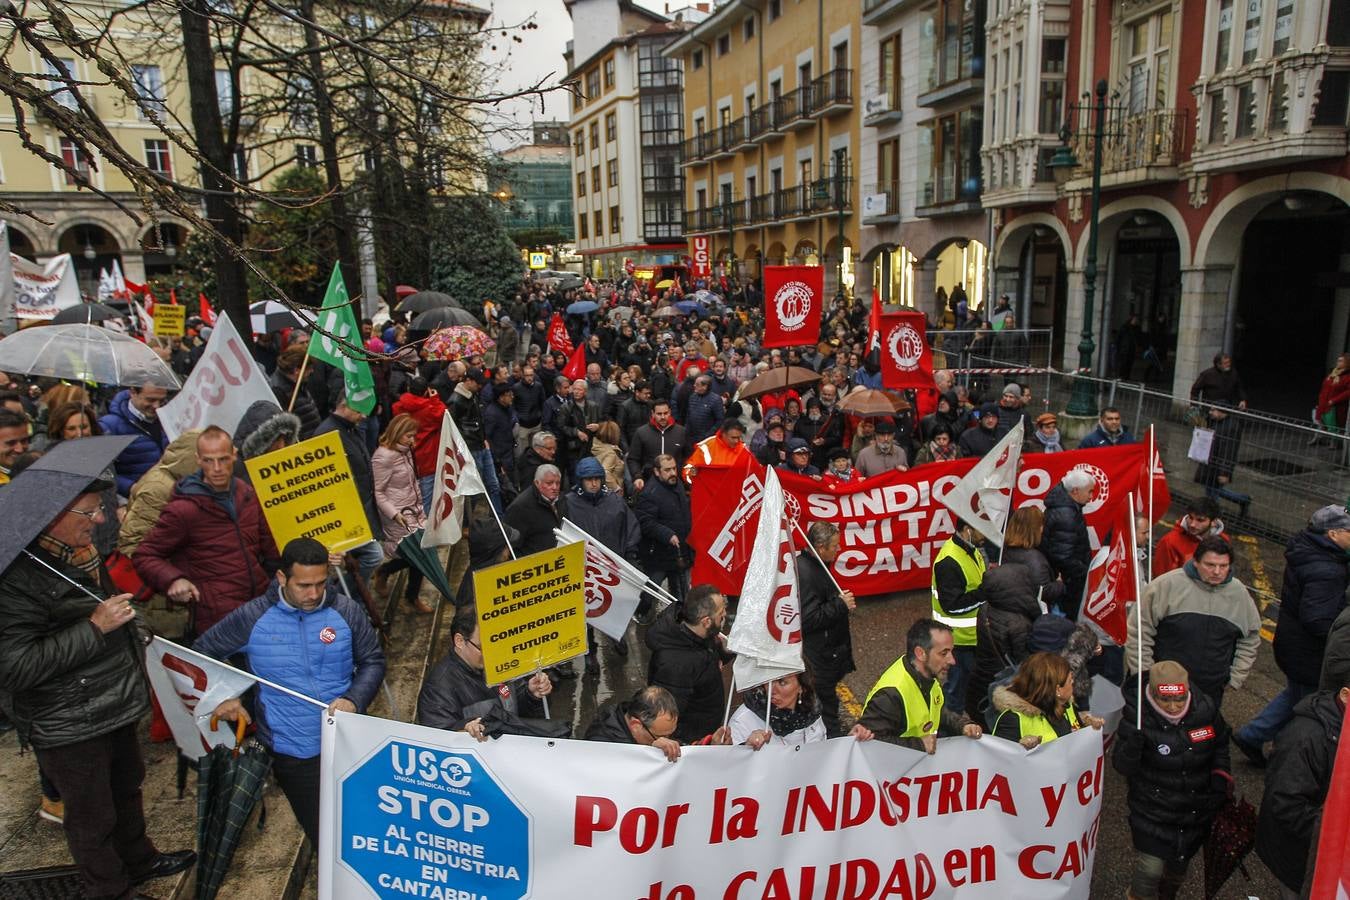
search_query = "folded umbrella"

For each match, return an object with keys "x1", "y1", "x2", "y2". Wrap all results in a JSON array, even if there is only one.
[
  {"x1": 397, "y1": 530, "x2": 456, "y2": 600},
  {"x1": 195, "y1": 730, "x2": 271, "y2": 900},
  {"x1": 0, "y1": 324, "x2": 181, "y2": 389},
  {"x1": 0, "y1": 435, "x2": 134, "y2": 573}
]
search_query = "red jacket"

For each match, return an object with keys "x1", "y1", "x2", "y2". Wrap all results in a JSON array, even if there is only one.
[
  {"x1": 1316, "y1": 371, "x2": 1350, "y2": 426},
  {"x1": 1152, "y1": 517, "x2": 1228, "y2": 578},
  {"x1": 392, "y1": 392, "x2": 447, "y2": 477},
  {"x1": 133, "y1": 474, "x2": 279, "y2": 634}
]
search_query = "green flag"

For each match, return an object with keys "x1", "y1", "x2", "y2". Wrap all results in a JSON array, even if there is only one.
[{"x1": 307, "y1": 263, "x2": 376, "y2": 414}]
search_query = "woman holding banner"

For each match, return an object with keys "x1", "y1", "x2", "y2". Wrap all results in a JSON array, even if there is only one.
[
  {"x1": 1113, "y1": 661, "x2": 1230, "y2": 900},
  {"x1": 991, "y1": 653, "x2": 1103, "y2": 748},
  {"x1": 730, "y1": 671, "x2": 874, "y2": 749}
]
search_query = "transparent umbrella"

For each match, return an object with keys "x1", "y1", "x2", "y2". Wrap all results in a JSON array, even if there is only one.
[{"x1": 0, "y1": 323, "x2": 181, "y2": 389}]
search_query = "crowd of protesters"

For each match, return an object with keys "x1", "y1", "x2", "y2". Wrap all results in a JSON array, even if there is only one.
[{"x1": 0, "y1": 273, "x2": 1345, "y2": 900}]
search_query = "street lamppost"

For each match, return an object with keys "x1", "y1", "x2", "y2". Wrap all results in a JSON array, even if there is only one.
[
  {"x1": 720, "y1": 198, "x2": 735, "y2": 285},
  {"x1": 1050, "y1": 78, "x2": 1108, "y2": 417}
]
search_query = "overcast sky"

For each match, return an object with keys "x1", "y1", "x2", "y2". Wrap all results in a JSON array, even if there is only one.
[{"x1": 480, "y1": 0, "x2": 667, "y2": 147}]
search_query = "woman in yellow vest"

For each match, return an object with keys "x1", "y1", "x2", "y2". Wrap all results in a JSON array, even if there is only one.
[{"x1": 992, "y1": 652, "x2": 1104, "y2": 748}]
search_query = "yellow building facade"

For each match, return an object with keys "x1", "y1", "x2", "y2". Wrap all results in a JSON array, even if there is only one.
[
  {"x1": 664, "y1": 0, "x2": 862, "y2": 297},
  {"x1": 0, "y1": 1, "x2": 488, "y2": 298}
]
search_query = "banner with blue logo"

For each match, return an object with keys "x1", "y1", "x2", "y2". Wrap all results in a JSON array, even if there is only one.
[{"x1": 320, "y1": 713, "x2": 1104, "y2": 899}]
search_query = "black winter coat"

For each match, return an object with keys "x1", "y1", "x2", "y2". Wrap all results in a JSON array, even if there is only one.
[
  {"x1": 0, "y1": 550, "x2": 150, "y2": 749},
  {"x1": 515, "y1": 449, "x2": 555, "y2": 493},
  {"x1": 1040, "y1": 483, "x2": 1091, "y2": 609},
  {"x1": 626, "y1": 422, "x2": 688, "y2": 482},
  {"x1": 798, "y1": 553, "x2": 855, "y2": 681},
  {"x1": 269, "y1": 368, "x2": 321, "y2": 439},
  {"x1": 645, "y1": 604, "x2": 729, "y2": 744},
  {"x1": 552, "y1": 399, "x2": 591, "y2": 464},
  {"x1": 1113, "y1": 691, "x2": 1230, "y2": 862},
  {"x1": 482, "y1": 401, "x2": 518, "y2": 475},
  {"x1": 1000, "y1": 546, "x2": 1067, "y2": 610},
  {"x1": 958, "y1": 423, "x2": 1001, "y2": 458},
  {"x1": 416, "y1": 651, "x2": 543, "y2": 732},
  {"x1": 967, "y1": 565, "x2": 1039, "y2": 715},
  {"x1": 448, "y1": 388, "x2": 486, "y2": 449},
  {"x1": 616, "y1": 397, "x2": 652, "y2": 444},
  {"x1": 568, "y1": 487, "x2": 639, "y2": 561},
  {"x1": 510, "y1": 377, "x2": 548, "y2": 428},
  {"x1": 1256, "y1": 690, "x2": 1342, "y2": 891},
  {"x1": 1273, "y1": 529, "x2": 1350, "y2": 686},
  {"x1": 584, "y1": 702, "x2": 639, "y2": 744},
  {"x1": 635, "y1": 478, "x2": 691, "y2": 570},
  {"x1": 503, "y1": 486, "x2": 568, "y2": 557}
]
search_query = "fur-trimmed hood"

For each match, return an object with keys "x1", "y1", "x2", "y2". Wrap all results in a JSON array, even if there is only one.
[
  {"x1": 234, "y1": 400, "x2": 301, "y2": 460},
  {"x1": 992, "y1": 684, "x2": 1044, "y2": 717}
]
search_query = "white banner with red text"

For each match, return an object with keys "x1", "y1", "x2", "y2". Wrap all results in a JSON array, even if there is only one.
[
  {"x1": 160, "y1": 313, "x2": 275, "y2": 441},
  {"x1": 320, "y1": 712, "x2": 1104, "y2": 900},
  {"x1": 690, "y1": 442, "x2": 1156, "y2": 597}
]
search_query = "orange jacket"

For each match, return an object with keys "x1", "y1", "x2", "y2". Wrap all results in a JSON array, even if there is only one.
[{"x1": 683, "y1": 431, "x2": 752, "y2": 482}]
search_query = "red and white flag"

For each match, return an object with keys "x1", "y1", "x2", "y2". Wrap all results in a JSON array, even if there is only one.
[
  {"x1": 562, "y1": 343, "x2": 587, "y2": 380},
  {"x1": 688, "y1": 454, "x2": 765, "y2": 596},
  {"x1": 727, "y1": 467, "x2": 804, "y2": 689},
  {"x1": 939, "y1": 420, "x2": 1024, "y2": 545},
  {"x1": 546, "y1": 312, "x2": 574, "y2": 355},
  {"x1": 762, "y1": 265, "x2": 824, "y2": 349},
  {"x1": 555, "y1": 518, "x2": 648, "y2": 641},
  {"x1": 879, "y1": 311, "x2": 935, "y2": 391},
  {"x1": 867, "y1": 290, "x2": 882, "y2": 355},
  {"x1": 1145, "y1": 427, "x2": 1170, "y2": 521},
  {"x1": 143, "y1": 636, "x2": 258, "y2": 760},
  {"x1": 422, "y1": 412, "x2": 486, "y2": 548},
  {"x1": 1311, "y1": 701, "x2": 1350, "y2": 900},
  {"x1": 1083, "y1": 494, "x2": 1138, "y2": 644},
  {"x1": 199, "y1": 293, "x2": 217, "y2": 326}
]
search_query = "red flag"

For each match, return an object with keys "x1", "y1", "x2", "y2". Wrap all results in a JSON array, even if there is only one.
[
  {"x1": 168, "y1": 288, "x2": 180, "y2": 306},
  {"x1": 562, "y1": 343, "x2": 587, "y2": 380},
  {"x1": 688, "y1": 456, "x2": 767, "y2": 595},
  {"x1": 144, "y1": 291, "x2": 156, "y2": 316},
  {"x1": 1311, "y1": 701, "x2": 1350, "y2": 899},
  {"x1": 546, "y1": 313, "x2": 574, "y2": 355},
  {"x1": 1082, "y1": 494, "x2": 1138, "y2": 644},
  {"x1": 878, "y1": 311, "x2": 935, "y2": 391},
  {"x1": 762, "y1": 265, "x2": 824, "y2": 348},
  {"x1": 198, "y1": 293, "x2": 217, "y2": 326},
  {"x1": 867, "y1": 290, "x2": 882, "y2": 354},
  {"x1": 1145, "y1": 427, "x2": 1170, "y2": 521}
]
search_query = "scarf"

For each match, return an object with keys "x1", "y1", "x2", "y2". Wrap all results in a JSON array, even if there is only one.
[
  {"x1": 1033, "y1": 428, "x2": 1064, "y2": 452},
  {"x1": 1146, "y1": 689, "x2": 1192, "y2": 725},
  {"x1": 36, "y1": 532, "x2": 103, "y2": 580},
  {"x1": 927, "y1": 440, "x2": 959, "y2": 462},
  {"x1": 743, "y1": 685, "x2": 821, "y2": 736}
]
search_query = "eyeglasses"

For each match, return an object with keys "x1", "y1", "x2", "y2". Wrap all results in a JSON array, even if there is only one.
[
  {"x1": 66, "y1": 506, "x2": 102, "y2": 521},
  {"x1": 635, "y1": 718, "x2": 675, "y2": 742},
  {"x1": 465, "y1": 637, "x2": 482, "y2": 653}
]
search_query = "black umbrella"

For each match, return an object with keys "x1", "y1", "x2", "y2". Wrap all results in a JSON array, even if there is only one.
[
  {"x1": 195, "y1": 735, "x2": 272, "y2": 900},
  {"x1": 51, "y1": 302, "x2": 123, "y2": 325},
  {"x1": 0, "y1": 435, "x2": 133, "y2": 573},
  {"x1": 398, "y1": 291, "x2": 462, "y2": 314},
  {"x1": 413, "y1": 307, "x2": 482, "y2": 330}
]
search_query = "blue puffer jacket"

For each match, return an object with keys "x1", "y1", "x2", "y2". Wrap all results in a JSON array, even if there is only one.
[
  {"x1": 98, "y1": 390, "x2": 168, "y2": 495},
  {"x1": 684, "y1": 390, "x2": 725, "y2": 446},
  {"x1": 193, "y1": 580, "x2": 385, "y2": 758}
]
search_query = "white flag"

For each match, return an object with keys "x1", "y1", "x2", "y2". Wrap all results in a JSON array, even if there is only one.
[
  {"x1": 144, "y1": 636, "x2": 258, "y2": 761},
  {"x1": 130, "y1": 298, "x2": 154, "y2": 336},
  {"x1": 0, "y1": 222, "x2": 15, "y2": 333},
  {"x1": 159, "y1": 313, "x2": 275, "y2": 441},
  {"x1": 939, "y1": 419, "x2": 1024, "y2": 545},
  {"x1": 555, "y1": 519, "x2": 648, "y2": 641},
  {"x1": 727, "y1": 467, "x2": 804, "y2": 689},
  {"x1": 12, "y1": 252, "x2": 79, "y2": 320},
  {"x1": 422, "y1": 411, "x2": 486, "y2": 548}
]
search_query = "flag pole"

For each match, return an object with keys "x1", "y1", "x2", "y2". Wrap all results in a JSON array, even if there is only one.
[
  {"x1": 1126, "y1": 491, "x2": 1143, "y2": 729},
  {"x1": 1146, "y1": 427, "x2": 1155, "y2": 584},
  {"x1": 156, "y1": 637, "x2": 328, "y2": 710},
  {"x1": 997, "y1": 420, "x2": 1024, "y2": 565},
  {"x1": 484, "y1": 495, "x2": 517, "y2": 560},
  {"x1": 287, "y1": 351, "x2": 311, "y2": 413},
  {"x1": 792, "y1": 520, "x2": 848, "y2": 599},
  {"x1": 721, "y1": 671, "x2": 737, "y2": 729},
  {"x1": 560, "y1": 519, "x2": 679, "y2": 607}
]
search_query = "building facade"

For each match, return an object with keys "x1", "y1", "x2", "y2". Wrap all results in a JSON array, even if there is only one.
[
  {"x1": 565, "y1": 0, "x2": 699, "y2": 278},
  {"x1": 989, "y1": 0, "x2": 1350, "y2": 407},
  {"x1": 0, "y1": 1, "x2": 490, "y2": 303},
  {"x1": 497, "y1": 122, "x2": 576, "y2": 241},
  {"x1": 858, "y1": 0, "x2": 992, "y2": 318},
  {"x1": 665, "y1": 0, "x2": 862, "y2": 298}
]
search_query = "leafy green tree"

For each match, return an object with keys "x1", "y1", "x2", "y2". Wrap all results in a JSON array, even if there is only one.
[{"x1": 428, "y1": 195, "x2": 524, "y2": 315}]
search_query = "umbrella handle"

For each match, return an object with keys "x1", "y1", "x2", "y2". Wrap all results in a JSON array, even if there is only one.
[{"x1": 209, "y1": 714, "x2": 248, "y2": 757}]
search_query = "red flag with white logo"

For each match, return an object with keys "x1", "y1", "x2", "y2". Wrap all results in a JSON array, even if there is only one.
[
  {"x1": 1083, "y1": 493, "x2": 1138, "y2": 644},
  {"x1": 562, "y1": 343, "x2": 587, "y2": 380},
  {"x1": 688, "y1": 454, "x2": 766, "y2": 596},
  {"x1": 867, "y1": 290, "x2": 882, "y2": 355},
  {"x1": 762, "y1": 265, "x2": 824, "y2": 348},
  {"x1": 879, "y1": 311, "x2": 935, "y2": 391},
  {"x1": 1311, "y1": 701, "x2": 1350, "y2": 900},
  {"x1": 546, "y1": 312, "x2": 574, "y2": 355},
  {"x1": 199, "y1": 293, "x2": 217, "y2": 326}
]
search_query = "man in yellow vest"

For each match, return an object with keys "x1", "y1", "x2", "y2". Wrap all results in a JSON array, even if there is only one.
[
  {"x1": 931, "y1": 519, "x2": 987, "y2": 715},
  {"x1": 859, "y1": 619, "x2": 983, "y2": 754}
]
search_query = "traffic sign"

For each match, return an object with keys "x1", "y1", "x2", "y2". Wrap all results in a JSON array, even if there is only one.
[{"x1": 528, "y1": 252, "x2": 547, "y2": 270}]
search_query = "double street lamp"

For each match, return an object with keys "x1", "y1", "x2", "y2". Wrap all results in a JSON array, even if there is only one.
[{"x1": 1049, "y1": 78, "x2": 1109, "y2": 417}]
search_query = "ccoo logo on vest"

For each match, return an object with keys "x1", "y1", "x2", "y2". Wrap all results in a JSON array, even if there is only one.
[{"x1": 340, "y1": 740, "x2": 531, "y2": 898}]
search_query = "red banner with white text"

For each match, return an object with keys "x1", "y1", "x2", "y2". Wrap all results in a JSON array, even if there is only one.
[
  {"x1": 762, "y1": 265, "x2": 824, "y2": 348},
  {"x1": 689, "y1": 443, "x2": 1154, "y2": 597}
]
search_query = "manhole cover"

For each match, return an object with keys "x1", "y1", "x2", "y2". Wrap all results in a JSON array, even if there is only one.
[{"x1": 0, "y1": 866, "x2": 83, "y2": 900}]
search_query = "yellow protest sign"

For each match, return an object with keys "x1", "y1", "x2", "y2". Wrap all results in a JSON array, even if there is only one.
[
  {"x1": 153, "y1": 304, "x2": 185, "y2": 337},
  {"x1": 245, "y1": 431, "x2": 372, "y2": 553},
  {"x1": 473, "y1": 542, "x2": 587, "y2": 685}
]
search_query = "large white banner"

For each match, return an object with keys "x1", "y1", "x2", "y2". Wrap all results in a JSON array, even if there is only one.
[
  {"x1": 12, "y1": 251, "x2": 79, "y2": 320},
  {"x1": 320, "y1": 713, "x2": 1104, "y2": 900},
  {"x1": 160, "y1": 313, "x2": 275, "y2": 441}
]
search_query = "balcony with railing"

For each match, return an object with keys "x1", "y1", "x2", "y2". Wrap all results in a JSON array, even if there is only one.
[
  {"x1": 749, "y1": 101, "x2": 781, "y2": 142},
  {"x1": 863, "y1": 82, "x2": 902, "y2": 126},
  {"x1": 804, "y1": 175, "x2": 853, "y2": 216},
  {"x1": 709, "y1": 117, "x2": 748, "y2": 160},
  {"x1": 811, "y1": 68, "x2": 853, "y2": 117},
  {"x1": 860, "y1": 182, "x2": 901, "y2": 224},
  {"x1": 1190, "y1": 52, "x2": 1350, "y2": 175},
  {"x1": 916, "y1": 159, "x2": 982, "y2": 217},
  {"x1": 681, "y1": 131, "x2": 713, "y2": 165},
  {"x1": 980, "y1": 139, "x2": 1059, "y2": 208},
  {"x1": 1058, "y1": 103, "x2": 1192, "y2": 191},
  {"x1": 778, "y1": 86, "x2": 813, "y2": 132},
  {"x1": 862, "y1": 0, "x2": 926, "y2": 26}
]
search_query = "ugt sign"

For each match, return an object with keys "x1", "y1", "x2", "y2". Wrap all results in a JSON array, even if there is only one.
[{"x1": 690, "y1": 235, "x2": 710, "y2": 278}]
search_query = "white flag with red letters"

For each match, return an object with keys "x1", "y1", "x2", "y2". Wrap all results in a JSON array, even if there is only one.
[
  {"x1": 144, "y1": 636, "x2": 258, "y2": 761},
  {"x1": 422, "y1": 411, "x2": 486, "y2": 548},
  {"x1": 939, "y1": 420, "x2": 1025, "y2": 545},
  {"x1": 555, "y1": 518, "x2": 648, "y2": 641}
]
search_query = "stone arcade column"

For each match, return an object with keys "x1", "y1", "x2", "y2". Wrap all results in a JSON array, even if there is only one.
[{"x1": 1171, "y1": 265, "x2": 1233, "y2": 400}]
